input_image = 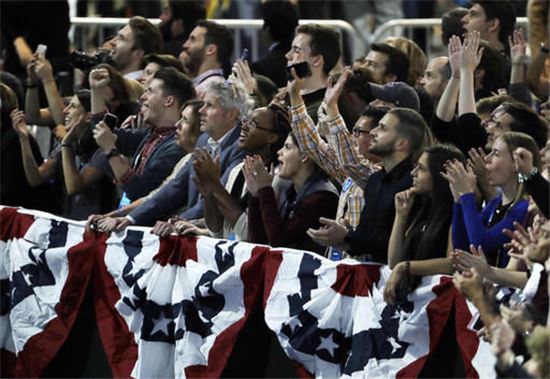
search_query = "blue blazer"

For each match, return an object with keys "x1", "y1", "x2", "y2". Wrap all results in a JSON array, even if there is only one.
[
  {"x1": 129, "y1": 126, "x2": 245, "y2": 225},
  {"x1": 114, "y1": 128, "x2": 185, "y2": 202}
]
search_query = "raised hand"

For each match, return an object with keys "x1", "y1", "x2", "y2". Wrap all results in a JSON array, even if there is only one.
[
  {"x1": 287, "y1": 67, "x2": 307, "y2": 106},
  {"x1": 324, "y1": 66, "x2": 351, "y2": 113},
  {"x1": 26, "y1": 54, "x2": 39, "y2": 82},
  {"x1": 512, "y1": 147, "x2": 534, "y2": 175},
  {"x1": 508, "y1": 28, "x2": 526, "y2": 66},
  {"x1": 441, "y1": 159, "x2": 477, "y2": 200},
  {"x1": 34, "y1": 57, "x2": 54, "y2": 83},
  {"x1": 460, "y1": 31, "x2": 484, "y2": 73},
  {"x1": 9, "y1": 109, "x2": 30, "y2": 138},
  {"x1": 231, "y1": 59, "x2": 257, "y2": 95},
  {"x1": 448, "y1": 35, "x2": 462, "y2": 78},
  {"x1": 89, "y1": 67, "x2": 111, "y2": 89},
  {"x1": 242, "y1": 155, "x2": 272, "y2": 197}
]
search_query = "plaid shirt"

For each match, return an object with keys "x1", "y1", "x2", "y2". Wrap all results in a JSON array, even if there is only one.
[{"x1": 289, "y1": 102, "x2": 375, "y2": 230}]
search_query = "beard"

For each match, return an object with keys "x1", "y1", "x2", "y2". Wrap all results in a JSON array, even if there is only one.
[
  {"x1": 368, "y1": 138, "x2": 396, "y2": 156},
  {"x1": 183, "y1": 47, "x2": 205, "y2": 77}
]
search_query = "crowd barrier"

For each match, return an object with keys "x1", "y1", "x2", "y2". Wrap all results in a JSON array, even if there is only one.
[{"x1": 0, "y1": 206, "x2": 505, "y2": 378}]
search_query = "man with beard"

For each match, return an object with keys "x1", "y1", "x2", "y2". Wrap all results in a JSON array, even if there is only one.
[
  {"x1": 307, "y1": 108, "x2": 428, "y2": 263},
  {"x1": 110, "y1": 16, "x2": 163, "y2": 80},
  {"x1": 179, "y1": 20, "x2": 233, "y2": 98},
  {"x1": 158, "y1": 0, "x2": 206, "y2": 58}
]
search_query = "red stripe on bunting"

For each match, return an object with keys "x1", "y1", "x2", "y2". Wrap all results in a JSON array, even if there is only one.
[
  {"x1": 14, "y1": 231, "x2": 96, "y2": 377},
  {"x1": 93, "y1": 232, "x2": 138, "y2": 378},
  {"x1": 396, "y1": 277, "x2": 456, "y2": 378},
  {"x1": 185, "y1": 244, "x2": 269, "y2": 377}
]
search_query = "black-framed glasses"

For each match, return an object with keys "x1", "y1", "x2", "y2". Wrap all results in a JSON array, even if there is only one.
[
  {"x1": 240, "y1": 115, "x2": 277, "y2": 133},
  {"x1": 352, "y1": 127, "x2": 370, "y2": 137}
]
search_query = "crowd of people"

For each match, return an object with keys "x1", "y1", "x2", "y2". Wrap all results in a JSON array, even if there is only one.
[{"x1": 1, "y1": 0, "x2": 549, "y2": 377}]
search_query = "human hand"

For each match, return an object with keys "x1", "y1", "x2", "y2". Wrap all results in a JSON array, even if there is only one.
[
  {"x1": 242, "y1": 155, "x2": 272, "y2": 196},
  {"x1": 9, "y1": 109, "x2": 30, "y2": 139},
  {"x1": 504, "y1": 221, "x2": 548, "y2": 265},
  {"x1": 173, "y1": 219, "x2": 209, "y2": 236},
  {"x1": 451, "y1": 244, "x2": 491, "y2": 278},
  {"x1": 231, "y1": 59, "x2": 257, "y2": 95},
  {"x1": 383, "y1": 263, "x2": 406, "y2": 305},
  {"x1": 151, "y1": 221, "x2": 177, "y2": 237},
  {"x1": 62, "y1": 113, "x2": 89, "y2": 144},
  {"x1": 120, "y1": 113, "x2": 144, "y2": 130},
  {"x1": 452, "y1": 267, "x2": 484, "y2": 301},
  {"x1": 26, "y1": 54, "x2": 39, "y2": 82},
  {"x1": 97, "y1": 216, "x2": 131, "y2": 232},
  {"x1": 89, "y1": 67, "x2": 111, "y2": 90},
  {"x1": 512, "y1": 147, "x2": 534, "y2": 175},
  {"x1": 323, "y1": 67, "x2": 351, "y2": 116},
  {"x1": 460, "y1": 31, "x2": 484, "y2": 73},
  {"x1": 306, "y1": 217, "x2": 349, "y2": 249},
  {"x1": 93, "y1": 121, "x2": 117, "y2": 152},
  {"x1": 508, "y1": 28, "x2": 526, "y2": 66},
  {"x1": 287, "y1": 67, "x2": 307, "y2": 105},
  {"x1": 34, "y1": 57, "x2": 54, "y2": 82},
  {"x1": 85, "y1": 214, "x2": 106, "y2": 232},
  {"x1": 441, "y1": 159, "x2": 477, "y2": 199},
  {"x1": 394, "y1": 187, "x2": 416, "y2": 219},
  {"x1": 448, "y1": 35, "x2": 462, "y2": 78}
]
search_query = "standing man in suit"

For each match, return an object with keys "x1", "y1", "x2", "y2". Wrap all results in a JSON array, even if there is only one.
[
  {"x1": 96, "y1": 80, "x2": 254, "y2": 231},
  {"x1": 251, "y1": 1, "x2": 299, "y2": 88},
  {"x1": 92, "y1": 67, "x2": 195, "y2": 203},
  {"x1": 179, "y1": 20, "x2": 234, "y2": 98}
]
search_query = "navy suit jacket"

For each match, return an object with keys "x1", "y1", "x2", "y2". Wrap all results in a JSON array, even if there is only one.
[{"x1": 129, "y1": 126, "x2": 245, "y2": 225}]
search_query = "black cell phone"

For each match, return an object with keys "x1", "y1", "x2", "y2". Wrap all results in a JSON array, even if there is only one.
[
  {"x1": 286, "y1": 61, "x2": 312, "y2": 81},
  {"x1": 102, "y1": 113, "x2": 118, "y2": 130},
  {"x1": 240, "y1": 48, "x2": 249, "y2": 61}
]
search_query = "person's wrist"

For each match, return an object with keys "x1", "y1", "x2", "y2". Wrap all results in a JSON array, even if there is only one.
[{"x1": 540, "y1": 43, "x2": 549, "y2": 55}]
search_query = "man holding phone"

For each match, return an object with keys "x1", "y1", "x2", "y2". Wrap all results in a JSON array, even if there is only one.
[
  {"x1": 284, "y1": 24, "x2": 341, "y2": 123},
  {"x1": 92, "y1": 67, "x2": 195, "y2": 202}
]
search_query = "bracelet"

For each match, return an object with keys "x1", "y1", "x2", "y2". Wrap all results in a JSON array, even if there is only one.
[
  {"x1": 106, "y1": 148, "x2": 120, "y2": 159},
  {"x1": 517, "y1": 167, "x2": 538, "y2": 183},
  {"x1": 61, "y1": 143, "x2": 72, "y2": 148},
  {"x1": 540, "y1": 43, "x2": 549, "y2": 54},
  {"x1": 405, "y1": 260, "x2": 410, "y2": 277}
]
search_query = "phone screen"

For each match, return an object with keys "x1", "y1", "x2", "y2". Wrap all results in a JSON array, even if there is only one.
[{"x1": 102, "y1": 113, "x2": 118, "y2": 130}]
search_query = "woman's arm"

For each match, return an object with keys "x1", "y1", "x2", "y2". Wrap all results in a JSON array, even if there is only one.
[
  {"x1": 34, "y1": 57, "x2": 65, "y2": 125},
  {"x1": 526, "y1": 47, "x2": 550, "y2": 99}
]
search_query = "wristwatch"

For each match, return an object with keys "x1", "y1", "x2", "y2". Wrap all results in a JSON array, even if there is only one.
[
  {"x1": 517, "y1": 167, "x2": 538, "y2": 183},
  {"x1": 106, "y1": 148, "x2": 120, "y2": 159},
  {"x1": 541, "y1": 43, "x2": 550, "y2": 55}
]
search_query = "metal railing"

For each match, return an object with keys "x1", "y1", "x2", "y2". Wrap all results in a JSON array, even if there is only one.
[
  {"x1": 372, "y1": 17, "x2": 529, "y2": 57},
  {"x1": 70, "y1": 17, "x2": 357, "y2": 62}
]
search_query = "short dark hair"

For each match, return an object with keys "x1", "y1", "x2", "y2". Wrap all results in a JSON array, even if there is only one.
[
  {"x1": 129, "y1": 16, "x2": 163, "y2": 55},
  {"x1": 501, "y1": 102, "x2": 548, "y2": 149},
  {"x1": 344, "y1": 67, "x2": 376, "y2": 103},
  {"x1": 475, "y1": 94, "x2": 511, "y2": 115},
  {"x1": 471, "y1": 0, "x2": 516, "y2": 46},
  {"x1": 389, "y1": 107, "x2": 427, "y2": 157},
  {"x1": 143, "y1": 53, "x2": 184, "y2": 71},
  {"x1": 196, "y1": 20, "x2": 234, "y2": 75},
  {"x1": 370, "y1": 43, "x2": 409, "y2": 83},
  {"x1": 169, "y1": 0, "x2": 206, "y2": 41},
  {"x1": 362, "y1": 106, "x2": 387, "y2": 128},
  {"x1": 441, "y1": 7, "x2": 467, "y2": 46},
  {"x1": 153, "y1": 67, "x2": 196, "y2": 108},
  {"x1": 295, "y1": 24, "x2": 341, "y2": 76},
  {"x1": 262, "y1": 1, "x2": 299, "y2": 46}
]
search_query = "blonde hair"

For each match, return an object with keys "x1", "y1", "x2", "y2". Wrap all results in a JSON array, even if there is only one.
[{"x1": 385, "y1": 37, "x2": 427, "y2": 86}]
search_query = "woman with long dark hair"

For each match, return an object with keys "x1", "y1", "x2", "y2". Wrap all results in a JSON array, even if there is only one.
[{"x1": 384, "y1": 144, "x2": 466, "y2": 304}]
